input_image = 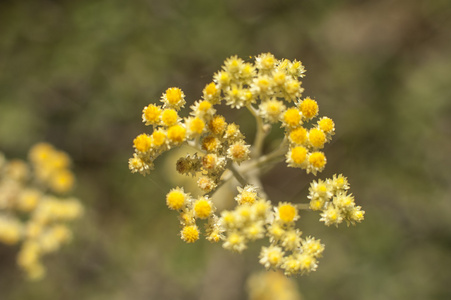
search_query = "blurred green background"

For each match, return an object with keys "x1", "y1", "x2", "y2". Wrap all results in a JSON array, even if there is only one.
[{"x1": 1, "y1": 0, "x2": 450, "y2": 299}]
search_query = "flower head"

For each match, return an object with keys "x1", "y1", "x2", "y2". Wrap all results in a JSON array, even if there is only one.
[
  {"x1": 133, "y1": 134, "x2": 152, "y2": 153},
  {"x1": 308, "y1": 128, "x2": 327, "y2": 149},
  {"x1": 307, "y1": 151, "x2": 327, "y2": 175},
  {"x1": 166, "y1": 187, "x2": 188, "y2": 211},
  {"x1": 277, "y1": 203, "x2": 299, "y2": 224},
  {"x1": 161, "y1": 108, "x2": 179, "y2": 126},
  {"x1": 193, "y1": 196, "x2": 214, "y2": 219},
  {"x1": 282, "y1": 108, "x2": 302, "y2": 128},
  {"x1": 167, "y1": 124, "x2": 186, "y2": 144},
  {"x1": 142, "y1": 104, "x2": 162, "y2": 125},
  {"x1": 299, "y1": 97, "x2": 318, "y2": 120},
  {"x1": 227, "y1": 140, "x2": 250, "y2": 164},
  {"x1": 259, "y1": 99, "x2": 286, "y2": 123},
  {"x1": 161, "y1": 87, "x2": 185, "y2": 110},
  {"x1": 286, "y1": 146, "x2": 308, "y2": 168},
  {"x1": 259, "y1": 246, "x2": 284, "y2": 269},
  {"x1": 181, "y1": 225, "x2": 200, "y2": 243}
]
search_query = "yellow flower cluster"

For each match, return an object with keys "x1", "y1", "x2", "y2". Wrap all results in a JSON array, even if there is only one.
[
  {"x1": 309, "y1": 174, "x2": 365, "y2": 226},
  {"x1": 259, "y1": 201, "x2": 324, "y2": 276},
  {"x1": 0, "y1": 143, "x2": 83, "y2": 280},
  {"x1": 247, "y1": 271, "x2": 302, "y2": 300},
  {"x1": 129, "y1": 53, "x2": 365, "y2": 276}
]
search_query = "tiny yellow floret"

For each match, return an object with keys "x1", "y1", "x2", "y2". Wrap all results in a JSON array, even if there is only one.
[
  {"x1": 239, "y1": 192, "x2": 256, "y2": 205},
  {"x1": 164, "y1": 87, "x2": 185, "y2": 108},
  {"x1": 166, "y1": 189, "x2": 186, "y2": 210},
  {"x1": 273, "y1": 71, "x2": 286, "y2": 85},
  {"x1": 285, "y1": 79, "x2": 302, "y2": 97},
  {"x1": 133, "y1": 134, "x2": 152, "y2": 152},
  {"x1": 202, "y1": 136, "x2": 220, "y2": 152},
  {"x1": 167, "y1": 124, "x2": 186, "y2": 144},
  {"x1": 209, "y1": 115, "x2": 227, "y2": 135},
  {"x1": 290, "y1": 146, "x2": 308, "y2": 165},
  {"x1": 283, "y1": 108, "x2": 302, "y2": 127},
  {"x1": 227, "y1": 141, "x2": 250, "y2": 163},
  {"x1": 309, "y1": 152, "x2": 327, "y2": 169},
  {"x1": 50, "y1": 169, "x2": 75, "y2": 194},
  {"x1": 198, "y1": 100, "x2": 212, "y2": 113},
  {"x1": 300, "y1": 98, "x2": 319, "y2": 119},
  {"x1": 257, "y1": 53, "x2": 276, "y2": 70},
  {"x1": 197, "y1": 176, "x2": 216, "y2": 192},
  {"x1": 318, "y1": 117, "x2": 335, "y2": 133},
  {"x1": 215, "y1": 71, "x2": 231, "y2": 86},
  {"x1": 289, "y1": 127, "x2": 307, "y2": 145},
  {"x1": 260, "y1": 99, "x2": 286, "y2": 123},
  {"x1": 204, "y1": 82, "x2": 218, "y2": 96},
  {"x1": 309, "y1": 198, "x2": 325, "y2": 211},
  {"x1": 308, "y1": 128, "x2": 326, "y2": 149},
  {"x1": 18, "y1": 189, "x2": 41, "y2": 212},
  {"x1": 161, "y1": 108, "x2": 178, "y2": 126},
  {"x1": 188, "y1": 117, "x2": 205, "y2": 135},
  {"x1": 151, "y1": 130, "x2": 166, "y2": 147},
  {"x1": 142, "y1": 104, "x2": 162, "y2": 125},
  {"x1": 193, "y1": 198, "x2": 213, "y2": 219},
  {"x1": 278, "y1": 203, "x2": 298, "y2": 223},
  {"x1": 181, "y1": 225, "x2": 200, "y2": 243}
]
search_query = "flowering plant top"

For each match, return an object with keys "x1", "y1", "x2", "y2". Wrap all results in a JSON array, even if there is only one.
[
  {"x1": 0, "y1": 143, "x2": 83, "y2": 280},
  {"x1": 129, "y1": 53, "x2": 364, "y2": 276}
]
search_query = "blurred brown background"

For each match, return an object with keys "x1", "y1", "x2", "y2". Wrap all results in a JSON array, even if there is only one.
[{"x1": 1, "y1": 0, "x2": 450, "y2": 299}]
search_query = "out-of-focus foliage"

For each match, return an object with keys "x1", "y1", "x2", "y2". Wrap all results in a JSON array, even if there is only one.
[{"x1": 0, "y1": 0, "x2": 450, "y2": 299}]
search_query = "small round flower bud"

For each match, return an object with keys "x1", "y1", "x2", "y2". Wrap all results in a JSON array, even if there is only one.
[
  {"x1": 286, "y1": 146, "x2": 308, "y2": 168},
  {"x1": 282, "y1": 107, "x2": 302, "y2": 128},
  {"x1": 320, "y1": 205, "x2": 343, "y2": 226},
  {"x1": 223, "y1": 231, "x2": 247, "y2": 253},
  {"x1": 167, "y1": 124, "x2": 186, "y2": 144},
  {"x1": 289, "y1": 127, "x2": 307, "y2": 145},
  {"x1": 193, "y1": 196, "x2": 214, "y2": 219},
  {"x1": 208, "y1": 115, "x2": 227, "y2": 135},
  {"x1": 307, "y1": 152, "x2": 327, "y2": 175},
  {"x1": 185, "y1": 117, "x2": 205, "y2": 137},
  {"x1": 166, "y1": 187, "x2": 188, "y2": 211},
  {"x1": 308, "y1": 128, "x2": 326, "y2": 149},
  {"x1": 299, "y1": 97, "x2": 318, "y2": 120},
  {"x1": 277, "y1": 202, "x2": 299, "y2": 223},
  {"x1": 151, "y1": 130, "x2": 166, "y2": 148},
  {"x1": 259, "y1": 99, "x2": 286, "y2": 123},
  {"x1": 133, "y1": 134, "x2": 152, "y2": 153},
  {"x1": 161, "y1": 108, "x2": 179, "y2": 126},
  {"x1": 142, "y1": 104, "x2": 162, "y2": 125},
  {"x1": 259, "y1": 246, "x2": 284, "y2": 269},
  {"x1": 197, "y1": 176, "x2": 217, "y2": 193},
  {"x1": 161, "y1": 87, "x2": 185, "y2": 110},
  {"x1": 227, "y1": 141, "x2": 250, "y2": 164},
  {"x1": 201, "y1": 136, "x2": 221, "y2": 153},
  {"x1": 318, "y1": 117, "x2": 335, "y2": 134},
  {"x1": 181, "y1": 225, "x2": 200, "y2": 243}
]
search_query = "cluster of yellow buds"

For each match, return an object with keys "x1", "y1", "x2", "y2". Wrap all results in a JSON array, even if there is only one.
[
  {"x1": 0, "y1": 143, "x2": 83, "y2": 280},
  {"x1": 309, "y1": 174, "x2": 364, "y2": 226},
  {"x1": 247, "y1": 271, "x2": 302, "y2": 300},
  {"x1": 129, "y1": 53, "x2": 365, "y2": 276}
]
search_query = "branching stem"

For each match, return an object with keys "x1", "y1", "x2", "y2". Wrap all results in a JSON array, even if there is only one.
[{"x1": 247, "y1": 104, "x2": 267, "y2": 159}]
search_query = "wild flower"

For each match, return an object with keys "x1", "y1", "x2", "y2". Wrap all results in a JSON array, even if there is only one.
[
  {"x1": 129, "y1": 53, "x2": 365, "y2": 276},
  {"x1": 0, "y1": 143, "x2": 83, "y2": 280}
]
